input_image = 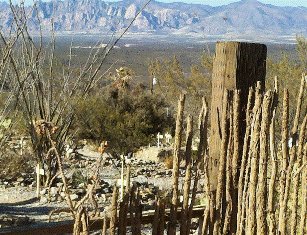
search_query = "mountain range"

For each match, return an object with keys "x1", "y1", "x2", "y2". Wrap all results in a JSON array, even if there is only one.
[{"x1": 0, "y1": 0, "x2": 306, "y2": 37}]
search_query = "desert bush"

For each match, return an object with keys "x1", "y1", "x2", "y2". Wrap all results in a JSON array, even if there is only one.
[
  {"x1": 0, "y1": 151, "x2": 34, "y2": 179},
  {"x1": 74, "y1": 86, "x2": 174, "y2": 156}
]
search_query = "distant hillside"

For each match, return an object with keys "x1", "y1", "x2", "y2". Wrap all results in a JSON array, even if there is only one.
[{"x1": 0, "y1": 0, "x2": 306, "y2": 36}]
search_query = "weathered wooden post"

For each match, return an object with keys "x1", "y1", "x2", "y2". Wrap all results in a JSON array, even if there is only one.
[{"x1": 209, "y1": 41, "x2": 267, "y2": 190}]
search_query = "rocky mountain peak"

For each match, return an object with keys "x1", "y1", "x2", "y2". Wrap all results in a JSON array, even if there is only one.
[{"x1": 0, "y1": 0, "x2": 305, "y2": 36}]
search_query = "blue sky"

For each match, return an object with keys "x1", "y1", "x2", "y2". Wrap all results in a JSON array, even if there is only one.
[{"x1": 6, "y1": 0, "x2": 307, "y2": 7}]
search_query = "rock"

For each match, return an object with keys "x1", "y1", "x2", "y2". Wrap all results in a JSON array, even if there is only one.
[
  {"x1": 50, "y1": 187, "x2": 58, "y2": 196},
  {"x1": 50, "y1": 197, "x2": 57, "y2": 202},
  {"x1": 78, "y1": 183, "x2": 85, "y2": 188},
  {"x1": 16, "y1": 177, "x2": 24, "y2": 182},
  {"x1": 99, "y1": 194, "x2": 107, "y2": 202},
  {"x1": 103, "y1": 187, "x2": 112, "y2": 194},
  {"x1": 40, "y1": 189, "x2": 47, "y2": 195},
  {"x1": 70, "y1": 194, "x2": 79, "y2": 201},
  {"x1": 40, "y1": 196, "x2": 48, "y2": 203},
  {"x1": 56, "y1": 182, "x2": 64, "y2": 187}
]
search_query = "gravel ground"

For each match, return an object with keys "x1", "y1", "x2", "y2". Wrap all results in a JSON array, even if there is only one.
[{"x1": 0, "y1": 147, "x2": 203, "y2": 233}]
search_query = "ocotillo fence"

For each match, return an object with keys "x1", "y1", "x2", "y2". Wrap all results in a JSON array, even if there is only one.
[
  {"x1": 2, "y1": 75, "x2": 305, "y2": 235},
  {"x1": 94, "y1": 74, "x2": 305, "y2": 235}
]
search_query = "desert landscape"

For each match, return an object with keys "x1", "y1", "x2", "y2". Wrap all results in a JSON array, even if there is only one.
[{"x1": 0, "y1": 0, "x2": 306, "y2": 234}]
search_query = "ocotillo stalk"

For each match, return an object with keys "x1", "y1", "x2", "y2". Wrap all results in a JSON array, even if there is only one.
[
  {"x1": 291, "y1": 74, "x2": 305, "y2": 140},
  {"x1": 187, "y1": 98, "x2": 208, "y2": 234},
  {"x1": 213, "y1": 90, "x2": 231, "y2": 235},
  {"x1": 299, "y1": 143, "x2": 307, "y2": 235},
  {"x1": 73, "y1": 207, "x2": 83, "y2": 235},
  {"x1": 152, "y1": 198, "x2": 160, "y2": 235},
  {"x1": 256, "y1": 91, "x2": 273, "y2": 235},
  {"x1": 118, "y1": 193, "x2": 129, "y2": 235},
  {"x1": 278, "y1": 89, "x2": 289, "y2": 235},
  {"x1": 135, "y1": 189, "x2": 142, "y2": 235},
  {"x1": 246, "y1": 83, "x2": 263, "y2": 235},
  {"x1": 268, "y1": 109, "x2": 277, "y2": 235},
  {"x1": 158, "y1": 199, "x2": 166, "y2": 234},
  {"x1": 169, "y1": 93, "x2": 185, "y2": 235},
  {"x1": 291, "y1": 115, "x2": 306, "y2": 235},
  {"x1": 196, "y1": 97, "x2": 208, "y2": 166},
  {"x1": 120, "y1": 155, "x2": 125, "y2": 201},
  {"x1": 199, "y1": 98, "x2": 210, "y2": 235},
  {"x1": 109, "y1": 186, "x2": 118, "y2": 235},
  {"x1": 101, "y1": 215, "x2": 107, "y2": 235},
  {"x1": 282, "y1": 76, "x2": 305, "y2": 235},
  {"x1": 126, "y1": 164, "x2": 131, "y2": 192},
  {"x1": 46, "y1": 131, "x2": 75, "y2": 217},
  {"x1": 236, "y1": 87, "x2": 254, "y2": 235},
  {"x1": 180, "y1": 115, "x2": 193, "y2": 235}
]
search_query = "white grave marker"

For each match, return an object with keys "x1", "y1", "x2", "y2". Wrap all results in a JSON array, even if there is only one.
[
  {"x1": 165, "y1": 132, "x2": 172, "y2": 144},
  {"x1": 157, "y1": 132, "x2": 163, "y2": 148}
]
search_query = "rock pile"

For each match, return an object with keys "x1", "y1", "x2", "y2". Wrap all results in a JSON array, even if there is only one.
[
  {"x1": 39, "y1": 179, "x2": 114, "y2": 204},
  {"x1": 0, "y1": 173, "x2": 35, "y2": 188}
]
